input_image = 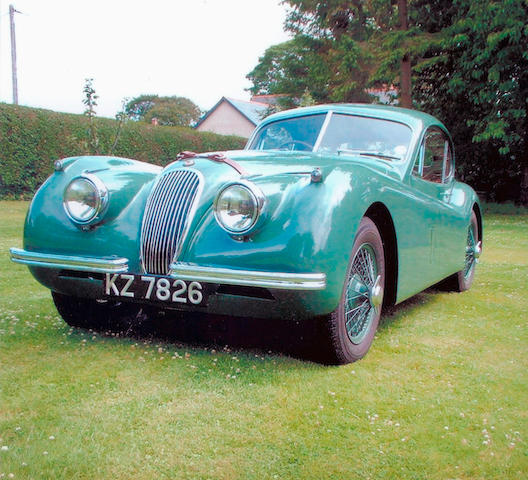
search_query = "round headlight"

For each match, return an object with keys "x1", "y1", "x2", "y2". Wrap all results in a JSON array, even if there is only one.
[
  {"x1": 214, "y1": 182, "x2": 264, "y2": 234},
  {"x1": 63, "y1": 174, "x2": 108, "y2": 225}
]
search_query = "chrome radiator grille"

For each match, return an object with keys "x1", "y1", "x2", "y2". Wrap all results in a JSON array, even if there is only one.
[{"x1": 140, "y1": 169, "x2": 201, "y2": 275}]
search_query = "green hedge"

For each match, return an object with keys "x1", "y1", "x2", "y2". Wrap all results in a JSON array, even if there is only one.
[{"x1": 0, "y1": 103, "x2": 245, "y2": 198}]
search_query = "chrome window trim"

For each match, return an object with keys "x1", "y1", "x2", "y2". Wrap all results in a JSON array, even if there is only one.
[
  {"x1": 169, "y1": 262, "x2": 326, "y2": 290},
  {"x1": 313, "y1": 111, "x2": 333, "y2": 152},
  {"x1": 415, "y1": 126, "x2": 455, "y2": 185},
  {"x1": 9, "y1": 248, "x2": 128, "y2": 273}
]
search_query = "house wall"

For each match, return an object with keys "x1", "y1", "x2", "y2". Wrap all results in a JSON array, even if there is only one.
[{"x1": 196, "y1": 101, "x2": 256, "y2": 138}]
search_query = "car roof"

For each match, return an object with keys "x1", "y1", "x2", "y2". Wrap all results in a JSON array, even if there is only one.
[{"x1": 259, "y1": 103, "x2": 444, "y2": 132}]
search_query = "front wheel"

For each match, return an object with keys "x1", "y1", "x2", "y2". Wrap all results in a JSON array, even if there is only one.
[
  {"x1": 323, "y1": 217, "x2": 385, "y2": 364},
  {"x1": 52, "y1": 291, "x2": 143, "y2": 332}
]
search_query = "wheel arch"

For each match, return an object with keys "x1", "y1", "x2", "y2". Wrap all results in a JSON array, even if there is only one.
[{"x1": 364, "y1": 202, "x2": 398, "y2": 307}]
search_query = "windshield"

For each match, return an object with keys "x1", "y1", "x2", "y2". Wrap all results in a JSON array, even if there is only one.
[
  {"x1": 248, "y1": 114, "x2": 326, "y2": 152},
  {"x1": 248, "y1": 112, "x2": 412, "y2": 161}
]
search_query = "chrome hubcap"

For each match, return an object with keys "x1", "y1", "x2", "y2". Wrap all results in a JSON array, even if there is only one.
[
  {"x1": 369, "y1": 275, "x2": 383, "y2": 309},
  {"x1": 344, "y1": 244, "x2": 383, "y2": 345}
]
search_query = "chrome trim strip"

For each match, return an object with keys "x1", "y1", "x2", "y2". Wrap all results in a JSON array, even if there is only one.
[
  {"x1": 9, "y1": 248, "x2": 128, "y2": 273},
  {"x1": 169, "y1": 262, "x2": 326, "y2": 290},
  {"x1": 313, "y1": 111, "x2": 333, "y2": 152}
]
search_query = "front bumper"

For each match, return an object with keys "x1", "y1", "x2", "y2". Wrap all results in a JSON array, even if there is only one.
[
  {"x1": 10, "y1": 248, "x2": 129, "y2": 273},
  {"x1": 10, "y1": 248, "x2": 326, "y2": 291}
]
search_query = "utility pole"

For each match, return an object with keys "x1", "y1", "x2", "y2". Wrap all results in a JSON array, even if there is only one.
[
  {"x1": 0, "y1": 0, "x2": 3, "y2": 101},
  {"x1": 9, "y1": 4, "x2": 19, "y2": 105}
]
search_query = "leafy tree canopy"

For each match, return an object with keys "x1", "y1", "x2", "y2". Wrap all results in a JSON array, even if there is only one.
[
  {"x1": 413, "y1": 0, "x2": 528, "y2": 202},
  {"x1": 248, "y1": 0, "x2": 528, "y2": 203},
  {"x1": 124, "y1": 95, "x2": 201, "y2": 127},
  {"x1": 248, "y1": 1, "x2": 400, "y2": 106}
]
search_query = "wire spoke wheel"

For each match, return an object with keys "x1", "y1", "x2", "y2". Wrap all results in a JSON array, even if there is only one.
[
  {"x1": 324, "y1": 217, "x2": 385, "y2": 364},
  {"x1": 345, "y1": 244, "x2": 378, "y2": 344},
  {"x1": 448, "y1": 210, "x2": 481, "y2": 292},
  {"x1": 464, "y1": 220, "x2": 479, "y2": 279}
]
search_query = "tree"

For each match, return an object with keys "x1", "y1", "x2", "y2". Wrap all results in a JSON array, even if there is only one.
[
  {"x1": 124, "y1": 95, "x2": 201, "y2": 127},
  {"x1": 124, "y1": 94, "x2": 158, "y2": 121},
  {"x1": 397, "y1": 0, "x2": 412, "y2": 107},
  {"x1": 248, "y1": 2, "x2": 377, "y2": 106},
  {"x1": 413, "y1": 0, "x2": 528, "y2": 203},
  {"x1": 281, "y1": 1, "x2": 374, "y2": 103},
  {"x1": 82, "y1": 78, "x2": 99, "y2": 154},
  {"x1": 248, "y1": 0, "x2": 528, "y2": 203},
  {"x1": 249, "y1": 1, "x2": 408, "y2": 106},
  {"x1": 247, "y1": 37, "x2": 333, "y2": 108},
  {"x1": 82, "y1": 79, "x2": 128, "y2": 156}
]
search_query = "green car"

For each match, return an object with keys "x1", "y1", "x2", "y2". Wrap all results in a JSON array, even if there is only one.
[{"x1": 10, "y1": 104, "x2": 482, "y2": 364}]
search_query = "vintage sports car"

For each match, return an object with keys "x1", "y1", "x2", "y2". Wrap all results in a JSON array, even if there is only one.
[{"x1": 10, "y1": 104, "x2": 482, "y2": 364}]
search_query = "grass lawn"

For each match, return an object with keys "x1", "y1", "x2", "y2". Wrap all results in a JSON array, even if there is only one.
[{"x1": 1, "y1": 200, "x2": 527, "y2": 479}]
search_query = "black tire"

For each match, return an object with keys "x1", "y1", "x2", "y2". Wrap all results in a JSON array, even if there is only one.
[
  {"x1": 323, "y1": 217, "x2": 385, "y2": 364},
  {"x1": 52, "y1": 291, "x2": 143, "y2": 332},
  {"x1": 440, "y1": 211, "x2": 480, "y2": 292}
]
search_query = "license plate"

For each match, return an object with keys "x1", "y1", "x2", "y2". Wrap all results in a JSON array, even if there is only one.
[{"x1": 104, "y1": 273, "x2": 206, "y2": 306}]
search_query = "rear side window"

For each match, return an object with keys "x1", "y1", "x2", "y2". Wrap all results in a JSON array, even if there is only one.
[{"x1": 415, "y1": 128, "x2": 453, "y2": 184}]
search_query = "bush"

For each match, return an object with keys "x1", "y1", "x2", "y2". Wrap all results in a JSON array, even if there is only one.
[{"x1": 0, "y1": 103, "x2": 245, "y2": 198}]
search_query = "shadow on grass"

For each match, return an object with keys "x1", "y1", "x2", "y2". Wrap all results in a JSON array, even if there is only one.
[
  {"x1": 379, "y1": 290, "x2": 436, "y2": 331},
  {"x1": 100, "y1": 290, "x2": 438, "y2": 364},
  {"x1": 117, "y1": 309, "x2": 330, "y2": 364}
]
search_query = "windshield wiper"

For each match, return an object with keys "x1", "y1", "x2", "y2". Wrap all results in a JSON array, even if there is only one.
[{"x1": 337, "y1": 149, "x2": 401, "y2": 161}]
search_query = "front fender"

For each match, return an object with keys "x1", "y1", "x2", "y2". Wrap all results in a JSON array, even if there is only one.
[
  {"x1": 24, "y1": 156, "x2": 161, "y2": 272},
  {"x1": 182, "y1": 165, "x2": 384, "y2": 314}
]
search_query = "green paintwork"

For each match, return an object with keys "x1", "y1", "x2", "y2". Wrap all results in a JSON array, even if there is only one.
[{"x1": 18, "y1": 104, "x2": 481, "y2": 319}]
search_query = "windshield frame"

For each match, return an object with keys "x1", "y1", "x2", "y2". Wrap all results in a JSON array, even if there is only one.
[
  {"x1": 246, "y1": 113, "x2": 327, "y2": 153},
  {"x1": 246, "y1": 110, "x2": 414, "y2": 164}
]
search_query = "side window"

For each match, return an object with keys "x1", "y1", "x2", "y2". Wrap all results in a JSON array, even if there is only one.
[
  {"x1": 443, "y1": 143, "x2": 454, "y2": 181},
  {"x1": 418, "y1": 128, "x2": 453, "y2": 184}
]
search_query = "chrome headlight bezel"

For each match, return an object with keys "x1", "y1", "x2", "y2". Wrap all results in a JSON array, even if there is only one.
[
  {"x1": 213, "y1": 180, "x2": 265, "y2": 235},
  {"x1": 63, "y1": 173, "x2": 108, "y2": 226}
]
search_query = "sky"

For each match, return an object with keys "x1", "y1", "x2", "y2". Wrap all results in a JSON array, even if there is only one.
[{"x1": 0, "y1": 0, "x2": 291, "y2": 118}]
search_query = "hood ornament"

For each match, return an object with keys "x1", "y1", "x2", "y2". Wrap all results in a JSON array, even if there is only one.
[{"x1": 176, "y1": 151, "x2": 248, "y2": 176}]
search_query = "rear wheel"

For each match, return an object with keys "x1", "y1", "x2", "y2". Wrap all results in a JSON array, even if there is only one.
[
  {"x1": 52, "y1": 291, "x2": 143, "y2": 332},
  {"x1": 456, "y1": 211, "x2": 481, "y2": 291},
  {"x1": 440, "y1": 211, "x2": 481, "y2": 292},
  {"x1": 324, "y1": 217, "x2": 385, "y2": 364}
]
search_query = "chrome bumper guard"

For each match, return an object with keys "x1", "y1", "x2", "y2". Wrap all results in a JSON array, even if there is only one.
[
  {"x1": 9, "y1": 248, "x2": 129, "y2": 273},
  {"x1": 9, "y1": 248, "x2": 326, "y2": 291},
  {"x1": 169, "y1": 262, "x2": 326, "y2": 290}
]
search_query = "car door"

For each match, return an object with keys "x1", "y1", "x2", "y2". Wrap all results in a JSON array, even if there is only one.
[{"x1": 409, "y1": 127, "x2": 466, "y2": 282}]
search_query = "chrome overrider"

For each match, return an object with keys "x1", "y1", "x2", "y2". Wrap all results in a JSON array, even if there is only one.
[{"x1": 9, "y1": 248, "x2": 327, "y2": 291}]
